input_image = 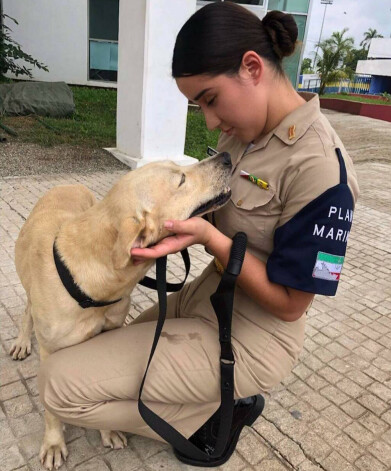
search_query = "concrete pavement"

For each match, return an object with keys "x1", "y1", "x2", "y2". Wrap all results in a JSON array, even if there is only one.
[{"x1": 0, "y1": 110, "x2": 390, "y2": 471}]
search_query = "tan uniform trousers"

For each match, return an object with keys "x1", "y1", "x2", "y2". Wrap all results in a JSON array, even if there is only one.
[{"x1": 38, "y1": 263, "x2": 306, "y2": 442}]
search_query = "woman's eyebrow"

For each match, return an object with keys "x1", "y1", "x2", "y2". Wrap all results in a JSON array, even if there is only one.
[{"x1": 193, "y1": 88, "x2": 212, "y2": 101}]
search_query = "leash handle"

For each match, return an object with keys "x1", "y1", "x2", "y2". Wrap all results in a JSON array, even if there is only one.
[{"x1": 227, "y1": 232, "x2": 247, "y2": 276}]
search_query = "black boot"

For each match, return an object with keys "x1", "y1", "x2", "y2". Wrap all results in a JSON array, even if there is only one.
[{"x1": 174, "y1": 394, "x2": 265, "y2": 467}]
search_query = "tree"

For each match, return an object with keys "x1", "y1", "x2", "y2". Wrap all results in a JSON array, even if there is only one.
[
  {"x1": 360, "y1": 28, "x2": 384, "y2": 52},
  {"x1": 0, "y1": 12, "x2": 48, "y2": 81},
  {"x1": 300, "y1": 58, "x2": 314, "y2": 75},
  {"x1": 314, "y1": 28, "x2": 354, "y2": 95},
  {"x1": 344, "y1": 47, "x2": 368, "y2": 78}
]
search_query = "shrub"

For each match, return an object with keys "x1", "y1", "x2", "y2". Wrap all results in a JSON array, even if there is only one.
[{"x1": 0, "y1": 13, "x2": 48, "y2": 80}]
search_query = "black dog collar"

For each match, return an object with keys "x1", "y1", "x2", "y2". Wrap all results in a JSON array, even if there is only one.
[{"x1": 53, "y1": 242, "x2": 121, "y2": 309}]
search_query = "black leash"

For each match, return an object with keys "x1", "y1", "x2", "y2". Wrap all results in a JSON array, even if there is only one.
[
  {"x1": 138, "y1": 249, "x2": 190, "y2": 292},
  {"x1": 137, "y1": 232, "x2": 247, "y2": 463}
]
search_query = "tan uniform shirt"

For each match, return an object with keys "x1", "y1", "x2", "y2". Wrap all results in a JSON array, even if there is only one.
[
  {"x1": 179, "y1": 93, "x2": 359, "y2": 391},
  {"x1": 215, "y1": 92, "x2": 359, "y2": 266}
]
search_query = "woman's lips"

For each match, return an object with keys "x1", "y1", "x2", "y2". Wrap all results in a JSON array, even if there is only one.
[{"x1": 223, "y1": 127, "x2": 234, "y2": 136}]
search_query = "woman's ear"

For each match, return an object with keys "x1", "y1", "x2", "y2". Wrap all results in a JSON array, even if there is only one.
[{"x1": 239, "y1": 51, "x2": 263, "y2": 85}]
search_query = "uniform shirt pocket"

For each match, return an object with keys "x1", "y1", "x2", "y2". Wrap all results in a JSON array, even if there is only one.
[{"x1": 217, "y1": 177, "x2": 276, "y2": 250}]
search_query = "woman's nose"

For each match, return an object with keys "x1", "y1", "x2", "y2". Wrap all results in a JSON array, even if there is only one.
[{"x1": 204, "y1": 111, "x2": 221, "y2": 131}]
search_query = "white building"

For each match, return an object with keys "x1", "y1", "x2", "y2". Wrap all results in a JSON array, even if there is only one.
[
  {"x1": 356, "y1": 38, "x2": 391, "y2": 94},
  {"x1": 3, "y1": 0, "x2": 313, "y2": 89},
  {"x1": 2, "y1": 0, "x2": 314, "y2": 167}
]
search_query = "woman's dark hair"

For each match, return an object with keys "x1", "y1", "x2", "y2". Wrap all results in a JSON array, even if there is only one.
[{"x1": 172, "y1": 2, "x2": 298, "y2": 78}]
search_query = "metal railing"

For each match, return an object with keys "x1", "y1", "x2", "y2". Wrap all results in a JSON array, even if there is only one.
[{"x1": 299, "y1": 74, "x2": 372, "y2": 95}]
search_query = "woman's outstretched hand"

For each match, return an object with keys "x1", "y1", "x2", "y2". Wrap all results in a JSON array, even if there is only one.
[{"x1": 130, "y1": 217, "x2": 214, "y2": 265}]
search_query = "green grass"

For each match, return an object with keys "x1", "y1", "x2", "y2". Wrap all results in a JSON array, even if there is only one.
[
  {"x1": 0, "y1": 85, "x2": 220, "y2": 159},
  {"x1": 1, "y1": 86, "x2": 118, "y2": 147},
  {"x1": 3, "y1": 84, "x2": 388, "y2": 155},
  {"x1": 322, "y1": 93, "x2": 391, "y2": 106},
  {"x1": 185, "y1": 108, "x2": 220, "y2": 160}
]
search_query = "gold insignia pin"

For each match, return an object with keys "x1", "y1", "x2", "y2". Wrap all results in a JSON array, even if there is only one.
[{"x1": 288, "y1": 125, "x2": 296, "y2": 140}]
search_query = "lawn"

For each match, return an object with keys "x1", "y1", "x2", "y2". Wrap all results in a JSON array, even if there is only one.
[
  {"x1": 322, "y1": 93, "x2": 391, "y2": 106},
  {"x1": 1, "y1": 86, "x2": 117, "y2": 148},
  {"x1": 0, "y1": 85, "x2": 219, "y2": 160},
  {"x1": 2, "y1": 86, "x2": 389, "y2": 156},
  {"x1": 185, "y1": 107, "x2": 220, "y2": 160}
]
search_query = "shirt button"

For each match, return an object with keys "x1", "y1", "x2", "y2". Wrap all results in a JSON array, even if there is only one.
[{"x1": 237, "y1": 199, "x2": 243, "y2": 206}]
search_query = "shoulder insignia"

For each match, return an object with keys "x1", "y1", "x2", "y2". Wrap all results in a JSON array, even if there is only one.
[{"x1": 288, "y1": 125, "x2": 296, "y2": 140}]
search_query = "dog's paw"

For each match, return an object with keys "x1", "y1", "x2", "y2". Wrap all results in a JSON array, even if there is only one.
[
  {"x1": 100, "y1": 429, "x2": 128, "y2": 449},
  {"x1": 9, "y1": 337, "x2": 31, "y2": 360},
  {"x1": 39, "y1": 440, "x2": 68, "y2": 470}
]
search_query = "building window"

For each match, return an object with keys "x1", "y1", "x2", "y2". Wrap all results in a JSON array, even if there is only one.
[
  {"x1": 219, "y1": 0, "x2": 266, "y2": 4},
  {"x1": 89, "y1": 0, "x2": 119, "y2": 82},
  {"x1": 199, "y1": 0, "x2": 265, "y2": 7},
  {"x1": 198, "y1": 1, "x2": 266, "y2": 7},
  {"x1": 268, "y1": 0, "x2": 310, "y2": 13},
  {"x1": 281, "y1": 13, "x2": 307, "y2": 86}
]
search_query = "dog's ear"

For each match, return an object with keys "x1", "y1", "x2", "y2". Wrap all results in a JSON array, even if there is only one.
[
  {"x1": 112, "y1": 212, "x2": 160, "y2": 270},
  {"x1": 112, "y1": 217, "x2": 145, "y2": 270},
  {"x1": 140, "y1": 211, "x2": 161, "y2": 249}
]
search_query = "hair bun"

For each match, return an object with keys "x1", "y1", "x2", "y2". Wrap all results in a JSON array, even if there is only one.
[{"x1": 262, "y1": 10, "x2": 298, "y2": 59}]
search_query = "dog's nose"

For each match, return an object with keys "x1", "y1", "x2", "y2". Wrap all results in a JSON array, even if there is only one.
[{"x1": 220, "y1": 152, "x2": 231, "y2": 167}]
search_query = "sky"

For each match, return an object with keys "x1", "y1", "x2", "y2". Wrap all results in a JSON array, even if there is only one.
[{"x1": 303, "y1": 0, "x2": 391, "y2": 61}]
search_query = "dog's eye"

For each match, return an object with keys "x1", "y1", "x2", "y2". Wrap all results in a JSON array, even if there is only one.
[{"x1": 179, "y1": 173, "x2": 186, "y2": 187}]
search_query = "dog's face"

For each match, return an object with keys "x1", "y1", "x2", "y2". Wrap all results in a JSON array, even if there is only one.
[{"x1": 108, "y1": 152, "x2": 232, "y2": 269}]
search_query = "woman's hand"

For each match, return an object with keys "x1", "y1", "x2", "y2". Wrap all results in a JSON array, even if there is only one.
[{"x1": 130, "y1": 217, "x2": 215, "y2": 265}]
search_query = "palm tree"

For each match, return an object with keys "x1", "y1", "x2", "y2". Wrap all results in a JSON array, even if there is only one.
[
  {"x1": 360, "y1": 28, "x2": 384, "y2": 51},
  {"x1": 327, "y1": 28, "x2": 355, "y2": 64},
  {"x1": 314, "y1": 28, "x2": 354, "y2": 95}
]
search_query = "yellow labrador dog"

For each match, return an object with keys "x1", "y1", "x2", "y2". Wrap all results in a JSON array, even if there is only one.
[{"x1": 9, "y1": 152, "x2": 232, "y2": 470}]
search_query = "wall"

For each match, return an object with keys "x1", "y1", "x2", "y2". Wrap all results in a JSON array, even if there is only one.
[
  {"x1": 320, "y1": 97, "x2": 391, "y2": 123},
  {"x1": 370, "y1": 76, "x2": 391, "y2": 95},
  {"x1": 356, "y1": 38, "x2": 391, "y2": 80},
  {"x1": 3, "y1": 0, "x2": 115, "y2": 87},
  {"x1": 3, "y1": 0, "x2": 312, "y2": 90},
  {"x1": 357, "y1": 59, "x2": 391, "y2": 77}
]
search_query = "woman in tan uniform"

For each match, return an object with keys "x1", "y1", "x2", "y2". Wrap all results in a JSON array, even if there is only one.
[{"x1": 39, "y1": 2, "x2": 359, "y2": 468}]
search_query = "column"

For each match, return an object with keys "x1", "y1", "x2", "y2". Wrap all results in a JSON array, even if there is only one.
[{"x1": 105, "y1": 0, "x2": 198, "y2": 168}]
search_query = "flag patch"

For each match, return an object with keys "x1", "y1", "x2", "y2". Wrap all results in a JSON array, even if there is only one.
[{"x1": 312, "y1": 252, "x2": 344, "y2": 281}]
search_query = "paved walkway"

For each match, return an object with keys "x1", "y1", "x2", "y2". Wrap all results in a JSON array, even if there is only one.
[{"x1": 1, "y1": 111, "x2": 390, "y2": 471}]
